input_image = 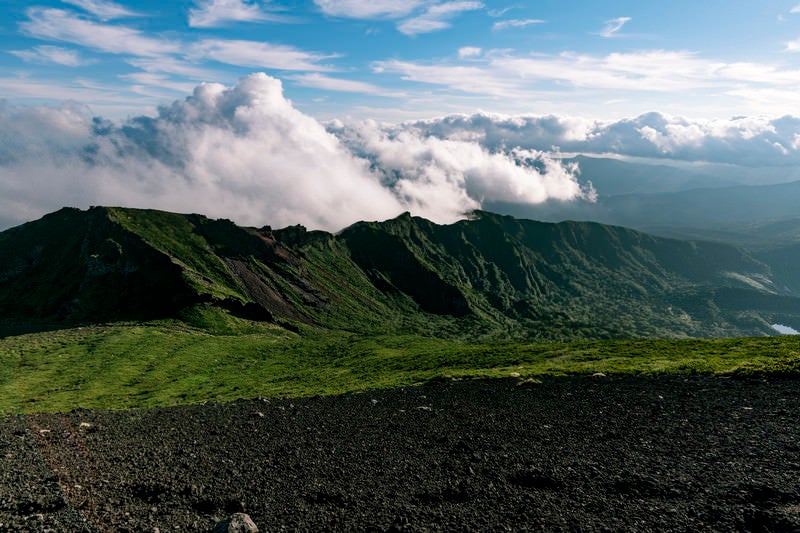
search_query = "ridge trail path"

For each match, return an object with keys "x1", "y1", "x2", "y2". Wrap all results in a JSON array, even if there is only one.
[{"x1": 1, "y1": 376, "x2": 799, "y2": 531}]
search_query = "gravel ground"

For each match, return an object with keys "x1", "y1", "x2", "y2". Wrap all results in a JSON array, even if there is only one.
[{"x1": 1, "y1": 375, "x2": 799, "y2": 532}]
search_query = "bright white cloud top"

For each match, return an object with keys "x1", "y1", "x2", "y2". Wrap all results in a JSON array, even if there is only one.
[
  {"x1": 0, "y1": 74, "x2": 595, "y2": 231},
  {"x1": 3, "y1": 0, "x2": 800, "y2": 229}
]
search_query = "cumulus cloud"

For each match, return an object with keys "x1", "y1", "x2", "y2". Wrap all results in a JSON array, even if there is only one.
[
  {"x1": 458, "y1": 46, "x2": 482, "y2": 58},
  {"x1": 328, "y1": 121, "x2": 593, "y2": 222},
  {"x1": 0, "y1": 74, "x2": 591, "y2": 231}
]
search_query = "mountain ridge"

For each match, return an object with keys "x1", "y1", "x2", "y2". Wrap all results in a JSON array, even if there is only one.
[{"x1": 2, "y1": 206, "x2": 799, "y2": 340}]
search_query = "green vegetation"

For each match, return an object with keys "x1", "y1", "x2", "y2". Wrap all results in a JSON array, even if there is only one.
[
  {"x1": 5, "y1": 206, "x2": 800, "y2": 340},
  {"x1": 1, "y1": 320, "x2": 798, "y2": 416},
  {"x1": 3, "y1": 207, "x2": 800, "y2": 416}
]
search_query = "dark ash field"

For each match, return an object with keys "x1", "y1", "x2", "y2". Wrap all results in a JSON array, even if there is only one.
[{"x1": 2, "y1": 376, "x2": 799, "y2": 532}]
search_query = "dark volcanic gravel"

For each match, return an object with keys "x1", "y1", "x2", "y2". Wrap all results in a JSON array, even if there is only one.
[{"x1": 1, "y1": 376, "x2": 799, "y2": 532}]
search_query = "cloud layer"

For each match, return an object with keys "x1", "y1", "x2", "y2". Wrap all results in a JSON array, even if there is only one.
[
  {"x1": 0, "y1": 74, "x2": 590, "y2": 231},
  {"x1": 406, "y1": 112, "x2": 800, "y2": 167}
]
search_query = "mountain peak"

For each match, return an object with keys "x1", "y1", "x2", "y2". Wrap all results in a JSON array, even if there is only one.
[{"x1": 1, "y1": 207, "x2": 797, "y2": 340}]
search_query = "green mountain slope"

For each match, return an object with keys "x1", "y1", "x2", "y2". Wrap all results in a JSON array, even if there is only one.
[{"x1": 1, "y1": 207, "x2": 798, "y2": 340}]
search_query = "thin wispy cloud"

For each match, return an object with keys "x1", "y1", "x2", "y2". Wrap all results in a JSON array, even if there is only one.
[
  {"x1": 314, "y1": 0, "x2": 428, "y2": 19},
  {"x1": 188, "y1": 0, "x2": 293, "y2": 28},
  {"x1": 0, "y1": 75, "x2": 155, "y2": 113},
  {"x1": 373, "y1": 59, "x2": 525, "y2": 98},
  {"x1": 126, "y1": 57, "x2": 219, "y2": 80},
  {"x1": 373, "y1": 48, "x2": 800, "y2": 117},
  {"x1": 599, "y1": 16, "x2": 631, "y2": 38},
  {"x1": 792, "y1": 4, "x2": 800, "y2": 13},
  {"x1": 119, "y1": 73, "x2": 198, "y2": 94},
  {"x1": 492, "y1": 18, "x2": 544, "y2": 31},
  {"x1": 488, "y1": 7, "x2": 515, "y2": 17},
  {"x1": 20, "y1": 8, "x2": 180, "y2": 57},
  {"x1": 291, "y1": 73, "x2": 404, "y2": 97},
  {"x1": 61, "y1": 0, "x2": 140, "y2": 20},
  {"x1": 193, "y1": 39, "x2": 337, "y2": 71},
  {"x1": 398, "y1": 1, "x2": 484, "y2": 36},
  {"x1": 10, "y1": 45, "x2": 92, "y2": 67}
]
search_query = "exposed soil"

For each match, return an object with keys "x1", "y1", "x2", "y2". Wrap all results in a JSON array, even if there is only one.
[{"x1": 1, "y1": 376, "x2": 799, "y2": 532}]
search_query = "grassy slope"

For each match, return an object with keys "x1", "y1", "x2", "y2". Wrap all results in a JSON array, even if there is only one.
[
  {"x1": 107, "y1": 207, "x2": 247, "y2": 301},
  {"x1": 1, "y1": 318, "x2": 799, "y2": 416}
]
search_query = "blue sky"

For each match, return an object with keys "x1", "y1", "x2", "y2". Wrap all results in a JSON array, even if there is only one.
[
  {"x1": 4, "y1": 0, "x2": 800, "y2": 120},
  {"x1": 5, "y1": 0, "x2": 800, "y2": 232}
]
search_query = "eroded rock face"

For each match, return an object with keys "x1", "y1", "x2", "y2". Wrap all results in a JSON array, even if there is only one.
[{"x1": 211, "y1": 513, "x2": 258, "y2": 533}]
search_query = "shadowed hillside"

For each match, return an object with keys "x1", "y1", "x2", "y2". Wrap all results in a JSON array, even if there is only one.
[{"x1": 2, "y1": 207, "x2": 799, "y2": 340}]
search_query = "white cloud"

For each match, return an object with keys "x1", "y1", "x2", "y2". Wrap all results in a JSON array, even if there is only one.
[
  {"x1": 373, "y1": 49, "x2": 800, "y2": 117},
  {"x1": 599, "y1": 16, "x2": 631, "y2": 38},
  {"x1": 792, "y1": 4, "x2": 800, "y2": 13},
  {"x1": 119, "y1": 73, "x2": 198, "y2": 94},
  {"x1": 188, "y1": 0, "x2": 291, "y2": 27},
  {"x1": 290, "y1": 73, "x2": 404, "y2": 96},
  {"x1": 10, "y1": 45, "x2": 92, "y2": 67},
  {"x1": 0, "y1": 74, "x2": 593, "y2": 231},
  {"x1": 192, "y1": 39, "x2": 337, "y2": 71},
  {"x1": 397, "y1": 1, "x2": 484, "y2": 36},
  {"x1": 487, "y1": 7, "x2": 514, "y2": 17},
  {"x1": 404, "y1": 111, "x2": 800, "y2": 167},
  {"x1": 0, "y1": 74, "x2": 402, "y2": 231},
  {"x1": 62, "y1": 0, "x2": 139, "y2": 20},
  {"x1": 458, "y1": 46, "x2": 482, "y2": 58},
  {"x1": 492, "y1": 18, "x2": 544, "y2": 31},
  {"x1": 786, "y1": 37, "x2": 800, "y2": 51},
  {"x1": 314, "y1": 0, "x2": 428, "y2": 19},
  {"x1": 20, "y1": 7, "x2": 180, "y2": 57},
  {"x1": 332, "y1": 121, "x2": 592, "y2": 220},
  {"x1": 126, "y1": 57, "x2": 219, "y2": 80},
  {"x1": 0, "y1": 75, "x2": 155, "y2": 113},
  {"x1": 373, "y1": 59, "x2": 525, "y2": 98}
]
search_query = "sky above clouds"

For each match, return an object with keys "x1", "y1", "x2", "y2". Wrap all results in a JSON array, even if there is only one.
[
  {"x1": 3, "y1": 1, "x2": 800, "y2": 231},
  {"x1": 5, "y1": 0, "x2": 800, "y2": 119}
]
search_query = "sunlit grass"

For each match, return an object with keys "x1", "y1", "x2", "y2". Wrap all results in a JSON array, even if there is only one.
[{"x1": 1, "y1": 323, "x2": 799, "y2": 416}]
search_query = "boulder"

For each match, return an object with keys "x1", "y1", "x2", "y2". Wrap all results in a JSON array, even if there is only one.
[{"x1": 211, "y1": 513, "x2": 258, "y2": 533}]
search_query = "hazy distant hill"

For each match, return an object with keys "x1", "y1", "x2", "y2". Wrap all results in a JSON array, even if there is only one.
[
  {"x1": 2, "y1": 207, "x2": 799, "y2": 340},
  {"x1": 566, "y1": 155, "x2": 737, "y2": 195},
  {"x1": 492, "y1": 180, "x2": 800, "y2": 244}
]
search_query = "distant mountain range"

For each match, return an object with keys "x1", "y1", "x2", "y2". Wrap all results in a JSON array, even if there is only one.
[
  {"x1": 2, "y1": 207, "x2": 800, "y2": 340},
  {"x1": 489, "y1": 154, "x2": 800, "y2": 249}
]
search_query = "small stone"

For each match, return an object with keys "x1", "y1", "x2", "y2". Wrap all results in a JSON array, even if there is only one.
[{"x1": 211, "y1": 513, "x2": 259, "y2": 533}]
